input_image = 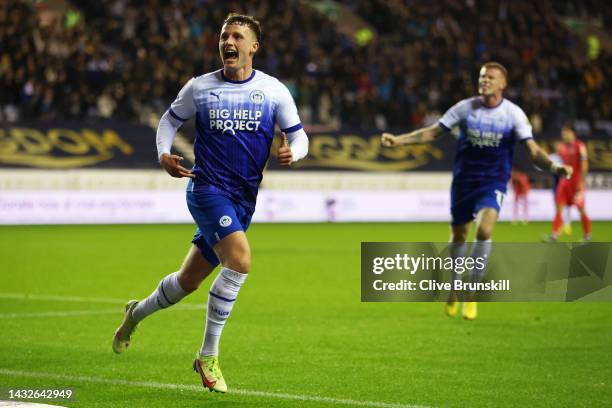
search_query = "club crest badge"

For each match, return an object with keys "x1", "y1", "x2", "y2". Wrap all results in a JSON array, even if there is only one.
[{"x1": 250, "y1": 90, "x2": 265, "y2": 104}]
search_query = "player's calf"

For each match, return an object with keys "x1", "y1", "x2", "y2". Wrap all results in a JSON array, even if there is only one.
[{"x1": 131, "y1": 271, "x2": 190, "y2": 322}]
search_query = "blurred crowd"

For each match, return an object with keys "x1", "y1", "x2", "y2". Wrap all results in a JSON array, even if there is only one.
[
  {"x1": 1, "y1": 0, "x2": 610, "y2": 131},
  {"x1": 344, "y1": 0, "x2": 611, "y2": 131}
]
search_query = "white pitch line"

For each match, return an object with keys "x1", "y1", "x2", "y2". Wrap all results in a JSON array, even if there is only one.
[
  {"x1": 0, "y1": 402, "x2": 68, "y2": 407},
  {"x1": 0, "y1": 368, "x2": 432, "y2": 408},
  {"x1": 0, "y1": 293, "x2": 202, "y2": 307},
  {"x1": 0, "y1": 304, "x2": 203, "y2": 319},
  {"x1": 0, "y1": 293, "x2": 126, "y2": 304},
  {"x1": 0, "y1": 309, "x2": 119, "y2": 319}
]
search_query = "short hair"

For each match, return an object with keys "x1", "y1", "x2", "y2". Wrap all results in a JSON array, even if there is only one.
[
  {"x1": 481, "y1": 61, "x2": 508, "y2": 79},
  {"x1": 223, "y1": 13, "x2": 262, "y2": 42},
  {"x1": 562, "y1": 120, "x2": 576, "y2": 132}
]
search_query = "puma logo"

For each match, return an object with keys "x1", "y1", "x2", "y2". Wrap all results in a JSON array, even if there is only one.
[{"x1": 210, "y1": 91, "x2": 222, "y2": 101}]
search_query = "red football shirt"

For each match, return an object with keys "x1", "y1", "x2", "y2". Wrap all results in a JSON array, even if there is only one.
[{"x1": 558, "y1": 140, "x2": 586, "y2": 182}]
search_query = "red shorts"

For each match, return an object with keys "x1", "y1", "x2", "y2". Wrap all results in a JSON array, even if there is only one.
[
  {"x1": 511, "y1": 174, "x2": 530, "y2": 196},
  {"x1": 512, "y1": 185, "x2": 529, "y2": 197},
  {"x1": 555, "y1": 180, "x2": 585, "y2": 208}
]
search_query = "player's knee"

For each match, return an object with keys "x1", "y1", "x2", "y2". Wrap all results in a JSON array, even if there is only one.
[
  {"x1": 476, "y1": 226, "x2": 493, "y2": 241},
  {"x1": 221, "y1": 244, "x2": 251, "y2": 273},
  {"x1": 224, "y1": 255, "x2": 250, "y2": 273},
  {"x1": 451, "y1": 235, "x2": 467, "y2": 243},
  {"x1": 451, "y1": 229, "x2": 468, "y2": 242}
]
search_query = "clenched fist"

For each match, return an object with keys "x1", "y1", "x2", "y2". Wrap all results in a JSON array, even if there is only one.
[{"x1": 277, "y1": 133, "x2": 293, "y2": 166}]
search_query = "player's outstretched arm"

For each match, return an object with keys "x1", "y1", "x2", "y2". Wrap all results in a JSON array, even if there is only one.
[
  {"x1": 524, "y1": 139, "x2": 573, "y2": 179},
  {"x1": 381, "y1": 123, "x2": 443, "y2": 148}
]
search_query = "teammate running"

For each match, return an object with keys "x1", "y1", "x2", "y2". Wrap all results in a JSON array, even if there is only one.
[{"x1": 381, "y1": 62, "x2": 572, "y2": 320}]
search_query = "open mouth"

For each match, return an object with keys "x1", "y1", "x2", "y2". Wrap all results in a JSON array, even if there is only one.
[{"x1": 223, "y1": 49, "x2": 238, "y2": 61}]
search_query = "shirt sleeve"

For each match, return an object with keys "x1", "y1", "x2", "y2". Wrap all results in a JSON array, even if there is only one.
[
  {"x1": 438, "y1": 98, "x2": 471, "y2": 130},
  {"x1": 156, "y1": 111, "x2": 182, "y2": 160},
  {"x1": 285, "y1": 127, "x2": 309, "y2": 162},
  {"x1": 512, "y1": 105, "x2": 533, "y2": 141},
  {"x1": 274, "y1": 81, "x2": 302, "y2": 133},
  {"x1": 167, "y1": 78, "x2": 196, "y2": 122}
]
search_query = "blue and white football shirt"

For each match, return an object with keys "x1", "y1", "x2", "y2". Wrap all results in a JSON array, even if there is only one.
[
  {"x1": 438, "y1": 97, "x2": 533, "y2": 192},
  {"x1": 167, "y1": 69, "x2": 302, "y2": 209}
]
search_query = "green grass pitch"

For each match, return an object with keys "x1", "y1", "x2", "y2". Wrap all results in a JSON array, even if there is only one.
[{"x1": 1, "y1": 222, "x2": 611, "y2": 407}]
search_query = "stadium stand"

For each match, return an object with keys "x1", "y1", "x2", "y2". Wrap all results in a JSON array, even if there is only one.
[{"x1": 1, "y1": 0, "x2": 610, "y2": 132}]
